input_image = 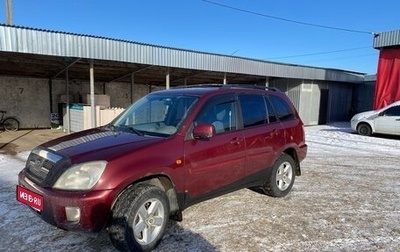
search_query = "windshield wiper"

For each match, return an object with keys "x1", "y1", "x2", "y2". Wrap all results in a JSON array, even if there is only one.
[{"x1": 114, "y1": 125, "x2": 144, "y2": 136}]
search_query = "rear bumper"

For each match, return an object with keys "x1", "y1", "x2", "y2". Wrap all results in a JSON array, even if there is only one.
[
  {"x1": 298, "y1": 142, "x2": 307, "y2": 162},
  {"x1": 18, "y1": 170, "x2": 115, "y2": 232}
]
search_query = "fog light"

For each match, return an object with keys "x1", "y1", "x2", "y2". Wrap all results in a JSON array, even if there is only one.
[{"x1": 65, "y1": 206, "x2": 81, "y2": 222}]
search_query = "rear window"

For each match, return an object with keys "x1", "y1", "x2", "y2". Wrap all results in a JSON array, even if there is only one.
[{"x1": 268, "y1": 95, "x2": 295, "y2": 121}]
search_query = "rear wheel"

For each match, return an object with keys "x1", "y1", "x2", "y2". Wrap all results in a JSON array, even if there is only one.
[
  {"x1": 262, "y1": 153, "x2": 296, "y2": 197},
  {"x1": 108, "y1": 183, "x2": 170, "y2": 252},
  {"x1": 357, "y1": 123, "x2": 372, "y2": 136},
  {"x1": 3, "y1": 118, "x2": 19, "y2": 132}
]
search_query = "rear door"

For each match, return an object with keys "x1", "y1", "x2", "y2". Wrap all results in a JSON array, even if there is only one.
[
  {"x1": 239, "y1": 93, "x2": 285, "y2": 176},
  {"x1": 184, "y1": 94, "x2": 246, "y2": 200}
]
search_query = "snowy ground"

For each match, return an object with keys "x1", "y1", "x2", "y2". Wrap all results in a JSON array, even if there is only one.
[{"x1": 1, "y1": 122, "x2": 400, "y2": 252}]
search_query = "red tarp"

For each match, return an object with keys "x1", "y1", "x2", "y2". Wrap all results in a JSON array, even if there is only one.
[{"x1": 373, "y1": 48, "x2": 400, "y2": 109}]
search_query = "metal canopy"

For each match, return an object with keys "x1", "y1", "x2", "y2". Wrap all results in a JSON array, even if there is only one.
[
  {"x1": 0, "y1": 51, "x2": 269, "y2": 86},
  {"x1": 0, "y1": 25, "x2": 365, "y2": 86}
]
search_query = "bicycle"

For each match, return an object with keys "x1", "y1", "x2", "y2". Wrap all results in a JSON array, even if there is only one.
[{"x1": 0, "y1": 110, "x2": 20, "y2": 132}]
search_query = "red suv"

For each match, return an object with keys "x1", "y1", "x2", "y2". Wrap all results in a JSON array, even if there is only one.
[{"x1": 17, "y1": 85, "x2": 307, "y2": 251}]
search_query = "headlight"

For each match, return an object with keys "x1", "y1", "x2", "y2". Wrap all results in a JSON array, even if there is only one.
[{"x1": 53, "y1": 161, "x2": 107, "y2": 190}]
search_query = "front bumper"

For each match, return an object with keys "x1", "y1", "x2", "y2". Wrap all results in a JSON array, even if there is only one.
[
  {"x1": 18, "y1": 170, "x2": 115, "y2": 232},
  {"x1": 350, "y1": 119, "x2": 359, "y2": 131}
]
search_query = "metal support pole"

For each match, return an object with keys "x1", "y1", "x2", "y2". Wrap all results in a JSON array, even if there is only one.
[
  {"x1": 131, "y1": 73, "x2": 135, "y2": 103},
  {"x1": 223, "y1": 73, "x2": 227, "y2": 85},
  {"x1": 166, "y1": 70, "x2": 170, "y2": 90},
  {"x1": 90, "y1": 61, "x2": 96, "y2": 128},
  {"x1": 65, "y1": 69, "x2": 71, "y2": 133},
  {"x1": 265, "y1": 77, "x2": 269, "y2": 87},
  {"x1": 6, "y1": 0, "x2": 12, "y2": 25}
]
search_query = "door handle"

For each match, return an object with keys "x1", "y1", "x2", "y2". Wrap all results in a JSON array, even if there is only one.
[{"x1": 230, "y1": 137, "x2": 243, "y2": 145}]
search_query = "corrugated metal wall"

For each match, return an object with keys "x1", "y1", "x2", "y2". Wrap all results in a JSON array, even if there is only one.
[
  {"x1": 373, "y1": 30, "x2": 400, "y2": 48},
  {"x1": 353, "y1": 83, "x2": 375, "y2": 113},
  {"x1": 299, "y1": 82, "x2": 325, "y2": 126},
  {"x1": 0, "y1": 25, "x2": 365, "y2": 83},
  {"x1": 328, "y1": 83, "x2": 353, "y2": 122},
  {"x1": 269, "y1": 79, "x2": 355, "y2": 125},
  {"x1": 270, "y1": 78, "x2": 316, "y2": 125}
]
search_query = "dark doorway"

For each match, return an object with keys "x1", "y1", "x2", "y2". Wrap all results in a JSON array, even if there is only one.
[{"x1": 318, "y1": 89, "x2": 329, "y2": 124}]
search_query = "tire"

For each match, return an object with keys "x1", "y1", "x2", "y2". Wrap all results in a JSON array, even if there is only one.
[
  {"x1": 108, "y1": 183, "x2": 170, "y2": 252},
  {"x1": 262, "y1": 153, "x2": 296, "y2": 198},
  {"x1": 357, "y1": 123, "x2": 372, "y2": 136},
  {"x1": 3, "y1": 118, "x2": 19, "y2": 132}
]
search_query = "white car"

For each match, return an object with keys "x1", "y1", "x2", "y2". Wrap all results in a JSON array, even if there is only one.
[{"x1": 351, "y1": 101, "x2": 400, "y2": 136}]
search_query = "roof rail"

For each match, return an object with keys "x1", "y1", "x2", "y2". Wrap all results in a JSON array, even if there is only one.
[{"x1": 173, "y1": 84, "x2": 280, "y2": 91}]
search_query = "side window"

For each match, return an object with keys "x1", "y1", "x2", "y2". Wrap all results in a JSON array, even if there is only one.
[
  {"x1": 382, "y1": 106, "x2": 400, "y2": 116},
  {"x1": 268, "y1": 95, "x2": 295, "y2": 121},
  {"x1": 164, "y1": 96, "x2": 198, "y2": 127},
  {"x1": 195, "y1": 96, "x2": 237, "y2": 134},
  {"x1": 239, "y1": 94, "x2": 267, "y2": 128}
]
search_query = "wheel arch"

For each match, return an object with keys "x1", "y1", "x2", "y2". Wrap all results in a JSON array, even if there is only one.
[
  {"x1": 282, "y1": 147, "x2": 301, "y2": 176},
  {"x1": 110, "y1": 174, "x2": 182, "y2": 223},
  {"x1": 143, "y1": 176, "x2": 181, "y2": 220},
  {"x1": 356, "y1": 121, "x2": 374, "y2": 133}
]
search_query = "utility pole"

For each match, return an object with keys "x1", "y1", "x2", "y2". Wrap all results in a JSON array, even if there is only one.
[{"x1": 6, "y1": 0, "x2": 13, "y2": 25}]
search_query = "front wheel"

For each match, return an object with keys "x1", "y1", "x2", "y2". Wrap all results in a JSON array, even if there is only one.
[
  {"x1": 262, "y1": 153, "x2": 296, "y2": 197},
  {"x1": 3, "y1": 118, "x2": 19, "y2": 132},
  {"x1": 108, "y1": 183, "x2": 170, "y2": 252},
  {"x1": 357, "y1": 123, "x2": 372, "y2": 136}
]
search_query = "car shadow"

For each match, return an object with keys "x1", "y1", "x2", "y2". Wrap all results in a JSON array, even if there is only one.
[
  {"x1": 0, "y1": 142, "x2": 18, "y2": 155},
  {"x1": 104, "y1": 218, "x2": 218, "y2": 251},
  {"x1": 157, "y1": 221, "x2": 219, "y2": 251},
  {"x1": 368, "y1": 133, "x2": 400, "y2": 140},
  {"x1": 79, "y1": 221, "x2": 219, "y2": 252}
]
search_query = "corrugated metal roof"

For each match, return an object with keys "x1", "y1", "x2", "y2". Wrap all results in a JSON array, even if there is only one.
[
  {"x1": 0, "y1": 24, "x2": 365, "y2": 82},
  {"x1": 373, "y1": 30, "x2": 400, "y2": 49}
]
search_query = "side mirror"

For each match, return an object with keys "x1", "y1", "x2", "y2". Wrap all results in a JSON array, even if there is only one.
[{"x1": 193, "y1": 123, "x2": 215, "y2": 140}]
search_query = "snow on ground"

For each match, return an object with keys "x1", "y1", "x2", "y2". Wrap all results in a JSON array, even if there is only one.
[{"x1": 1, "y1": 122, "x2": 400, "y2": 251}]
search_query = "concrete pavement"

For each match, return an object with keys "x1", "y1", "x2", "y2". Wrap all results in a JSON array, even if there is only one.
[{"x1": 0, "y1": 129, "x2": 67, "y2": 155}]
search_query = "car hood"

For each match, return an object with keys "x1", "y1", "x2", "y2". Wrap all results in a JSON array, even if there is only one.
[
  {"x1": 40, "y1": 127, "x2": 163, "y2": 162},
  {"x1": 352, "y1": 110, "x2": 378, "y2": 121}
]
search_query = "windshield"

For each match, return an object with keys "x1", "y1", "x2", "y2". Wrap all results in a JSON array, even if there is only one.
[{"x1": 111, "y1": 93, "x2": 198, "y2": 136}]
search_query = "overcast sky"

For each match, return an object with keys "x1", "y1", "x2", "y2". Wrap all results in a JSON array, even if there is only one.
[{"x1": 2, "y1": 0, "x2": 399, "y2": 74}]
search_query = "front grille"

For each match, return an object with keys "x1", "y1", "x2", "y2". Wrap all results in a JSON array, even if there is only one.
[
  {"x1": 26, "y1": 148, "x2": 63, "y2": 183},
  {"x1": 27, "y1": 154, "x2": 55, "y2": 181}
]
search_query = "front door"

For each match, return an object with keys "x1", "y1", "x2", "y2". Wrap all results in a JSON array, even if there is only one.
[
  {"x1": 374, "y1": 105, "x2": 400, "y2": 135},
  {"x1": 184, "y1": 94, "x2": 246, "y2": 201}
]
